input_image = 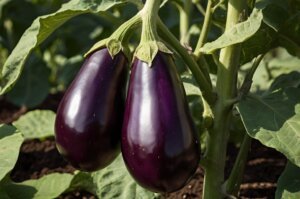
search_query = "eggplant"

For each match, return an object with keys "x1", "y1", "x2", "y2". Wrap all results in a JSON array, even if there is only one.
[
  {"x1": 121, "y1": 52, "x2": 200, "y2": 193},
  {"x1": 55, "y1": 48, "x2": 127, "y2": 171}
]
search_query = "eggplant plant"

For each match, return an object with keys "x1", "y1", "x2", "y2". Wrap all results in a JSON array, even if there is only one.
[{"x1": 0, "y1": 0, "x2": 300, "y2": 198}]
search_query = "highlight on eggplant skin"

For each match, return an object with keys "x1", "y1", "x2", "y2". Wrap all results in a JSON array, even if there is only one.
[
  {"x1": 55, "y1": 48, "x2": 127, "y2": 172},
  {"x1": 121, "y1": 52, "x2": 200, "y2": 193}
]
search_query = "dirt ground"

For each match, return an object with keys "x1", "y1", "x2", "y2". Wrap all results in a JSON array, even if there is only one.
[{"x1": 1, "y1": 94, "x2": 286, "y2": 199}]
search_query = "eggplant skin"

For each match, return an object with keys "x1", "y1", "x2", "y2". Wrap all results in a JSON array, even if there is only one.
[
  {"x1": 55, "y1": 48, "x2": 127, "y2": 172},
  {"x1": 121, "y1": 52, "x2": 200, "y2": 193}
]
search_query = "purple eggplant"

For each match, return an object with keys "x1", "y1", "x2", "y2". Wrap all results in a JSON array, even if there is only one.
[
  {"x1": 121, "y1": 52, "x2": 200, "y2": 193},
  {"x1": 55, "y1": 48, "x2": 127, "y2": 171}
]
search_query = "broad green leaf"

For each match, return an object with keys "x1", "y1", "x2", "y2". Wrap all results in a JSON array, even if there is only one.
[
  {"x1": 6, "y1": 53, "x2": 50, "y2": 108},
  {"x1": 0, "y1": 125, "x2": 24, "y2": 181},
  {"x1": 261, "y1": 3, "x2": 289, "y2": 31},
  {"x1": 0, "y1": 0, "x2": 130, "y2": 95},
  {"x1": 201, "y1": 9, "x2": 263, "y2": 54},
  {"x1": 71, "y1": 155, "x2": 158, "y2": 199},
  {"x1": 275, "y1": 162, "x2": 300, "y2": 199},
  {"x1": 240, "y1": 23, "x2": 277, "y2": 64},
  {"x1": 279, "y1": 12, "x2": 300, "y2": 58},
  {"x1": 13, "y1": 110, "x2": 55, "y2": 139},
  {"x1": 238, "y1": 88, "x2": 300, "y2": 167},
  {"x1": 2, "y1": 173, "x2": 74, "y2": 199},
  {"x1": 270, "y1": 71, "x2": 300, "y2": 92}
]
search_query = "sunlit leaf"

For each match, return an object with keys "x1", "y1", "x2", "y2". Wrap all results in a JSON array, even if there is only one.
[
  {"x1": 201, "y1": 9, "x2": 263, "y2": 54},
  {"x1": 0, "y1": 125, "x2": 24, "y2": 181},
  {"x1": 0, "y1": 0, "x2": 131, "y2": 94},
  {"x1": 2, "y1": 173, "x2": 74, "y2": 199},
  {"x1": 238, "y1": 88, "x2": 300, "y2": 167},
  {"x1": 70, "y1": 155, "x2": 158, "y2": 199},
  {"x1": 13, "y1": 110, "x2": 55, "y2": 139}
]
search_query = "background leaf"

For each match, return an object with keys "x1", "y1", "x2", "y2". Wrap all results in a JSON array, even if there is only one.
[
  {"x1": 6, "y1": 53, "x2": 50, "y2": 108},
  {"x1": 238, "y1": 88, "x2": 300, "y2": 167},
  {"x1": 275, "y1": 161, "x2": 300, "y2": 199},
  {"x1": 0, "y1": 124, "x2": 24, "y2": 181},
  {"x1": 1, "y1": 173, "x2": 74, "y2": 199},
  {"x1": 0, "y1": 0, "x2": 130, "y2": 94},
  {"x1": 13, "y1": 110, "x2": 55, "y2": 139},
  {"x1": 70, "y1": 155, "x2": 158, "y2": 199},
  {"x1": 201, "y1": 9, "x2": 263, "y2": 54}
]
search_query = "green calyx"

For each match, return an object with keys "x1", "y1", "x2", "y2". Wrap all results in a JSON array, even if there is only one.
[
  {"x1": 84, "y1": 13, "x2": 141, "y2": 60},
  {"x1": 135, "y1": 41, "x2": 172, "y2": 66},
  {"x1": 134, "y1": 0, "x2": 172, "y2": 66}
]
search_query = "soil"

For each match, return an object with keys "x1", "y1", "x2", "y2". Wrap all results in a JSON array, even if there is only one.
[{"x1": 1, "y1": 94, "x2": 287, "y2": 199}]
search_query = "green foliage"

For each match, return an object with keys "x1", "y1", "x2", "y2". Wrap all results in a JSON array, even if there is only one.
[
  {"x1": 71, "y1": 156, "x2": 158, "y2": 199},
  {"x1": 201, "y1": 9, "x2": 263, "y2": 54},
  {"x1": 0, "y1": 0, "x2": 300, "y2": 198},
  {"x1": 275, "y1": 162, "x2": 300, "y2": 199},
  {"x1": 0, "y1": 0, "x2": 131, "y2": 95},
  {"x1": 6, "y1": 53, "x2": 50, "y2": 108},
  {"x1": 238, "y1": 88, "x2": 300, "y2": 167},
  {"x1": 0, "y1": 125, "x2": 24, "y2": 181},
  {"x1": 13, "y1": 110, "x2": 55, "y2": 139},
  {"x1": 1, "y1": 173, "x2": 74, "y2": 199}
]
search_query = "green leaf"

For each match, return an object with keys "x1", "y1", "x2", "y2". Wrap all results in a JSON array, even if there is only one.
[
  {"x1": 240, "y1": 24, "x2": 277, "y2": 64},
  {"x1": 238, "y1": 88, "x2": 300, "y2": 167},
  {"x1": 270, "y1": 71, "x2": 300, "y2": 92},
  {"x1": 2, "y1": 173, "x2": 74, "y2": 199},
  {"x1": 261, "y1": 3, "x2": 289, "y2": 31},
  {"x1": 0, "y1": 124, "x2": 24, "y2": 181},
  {"x1": 13, "y1": 110, "x2": 55, "y2": 139},
  {"x1": 71, "y1": 155, "x2": 158, "y2": 199},
  {"x1": 201, "y1": 9, "x2": 263, "y2": 54},
  {"x1": 278, "y1": 12, "x2": 300, "y2": 58},
  {"x1": 275, "y1": 161, "x2": 300, "y2": 199},
  {"x1": 0, "y1": 0, "x2": 129, "y2": 95},
  {"x1": 6, "y1": 53, "x2": 50, "y2": 108}
]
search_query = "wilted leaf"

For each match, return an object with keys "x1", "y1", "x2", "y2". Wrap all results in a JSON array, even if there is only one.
[
  {"x1": 0, "y1": 0, "x2": 131, "y2": 94},
  {"x1": 238, "y1": 88, "x2": 300, "y2": 167},
  {"x1": 275, "y1": 161, "x2": 300, "y2": 199},
  {"x1": 0, "y1": 124, "x2": 24, "y2": 181},
  {"x1": 2, "y1": 173, "x2": 74, "y2": 199},
  {"x1": 13, "y1": 110, "x2": 55, "y2": 139}
]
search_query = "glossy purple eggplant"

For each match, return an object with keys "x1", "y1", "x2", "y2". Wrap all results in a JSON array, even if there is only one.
[
  {"x1": 121, "y1": 52, "x2": 200, "y2": 193},
  {"x1": 55, "y1": 48, "x2": 127, "y2": 171}
]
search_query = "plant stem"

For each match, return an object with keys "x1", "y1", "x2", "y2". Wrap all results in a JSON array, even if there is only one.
[
  {"x1": 239, "y1": 54, "x2": 265, "y2": 98},
  {"x1": 194, "y1": 0, "x2": 213, "y2": 59},
  {"x1": 179, "y1": 0, "x2": 191, "y2": 44},
  {"x1": 202, "y1": 0, "x2": 247, "y2": 198},
  {"x1": 157, "y1": 18, "x2": 215, "y2": 105},
  {"x1": 110, "y1": 13, "x2": 142, "y2": 43},
  {"x1": 140, "y1": 0, "x2": 161, "y2": 42},
  {"x1": 225, "y1": 134, "x2": 252, "y2": 196}
]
